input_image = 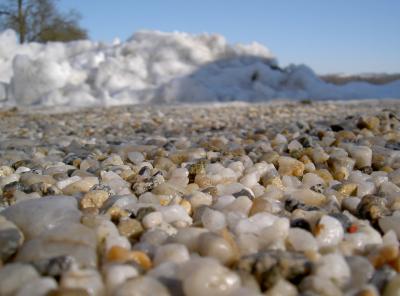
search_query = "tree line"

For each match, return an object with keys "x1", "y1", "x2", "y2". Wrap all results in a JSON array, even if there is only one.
[{"x1": 0, "y1": 0, "x2": 87, "y2": 43}]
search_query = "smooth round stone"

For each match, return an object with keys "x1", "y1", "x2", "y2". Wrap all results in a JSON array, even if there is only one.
[
  {"x1": 345, "y1": 256, "x2": 374, "y2": 291},
  {"x1": 115, "y1": 276, "x2": 171, "y2": 296},
  {"x1": 235, "y1": 212, "x2": 278, "y2": 235},
  {"x1": 198, "y1": 232, "x2": 237, "y2": 265},
  {"x1": 287, "y1": 228, "x2": 318, "y2": 252},
  {"x1": 348, "y1": 145, "x2": 372, "y2": 168},
  {"x1": 168, "y1": 227, "x2": 208, "y2": 252},
  {"x1": 379, "y1": 216, "x2": 400, "y2": 238},
  {"x1": 62, "y1": 177, "x2": 99, "y2": 195},
  {"x1": 290, "y1": 189, "x2": 326, "y2": 207},
  {"x1": 236, "y1": 233, "x2": 260, "y2": 256},
  {"x1": 224, "y1": 196, "x2": 253, "y2": 215},
  {"x1": 19, "y1": 173, "x2": 56, "y2": 186},
  {"x1": 299, "y1": 275, "x2": 342, "y2": 296},
  {"x1": 315, "y1": 215, "x2": 344, "y2": 249},
  {"x1": 0, "y1": 216, "x2": 24, "y2": 262},
  {"x1": 102, "y1": 154, "x2": 124, "y2": 166},
  {"x1": 1, "y1": 196, "x2": 81, "y2": 239},
  {"x1": 100, "y1": 171, "x2": 131, "y2": 194},
  {"x1": 278, "y1": 156, "x2": 305, "y2": 177},
  {"x1": 0, "y1": 263, "x2": 39, "y2": 296},
  {"x1": 103, "y1": 264, "x2": 140, "y2": 294},
  {"x1": 60, "y1": 269, "x2": 104, "y2": 296},
  {"x1": 104, "y1": 235, "x2": 131, "y2": 252},
  {"x1": 181, "y1": 258, "x2": 241, "y2": 296},
  {"x1": 259, "y1": 218, "x2": 289, "y2": 249},
  {"x1": 142, "y1": 211, "x2": 163, "y2": 229},
  {"x1": 127, "y1": 151, "x2": 145, "y2": 165},
  {"x1": 154, "y1": 243, "x2": 190, "y2": 266},
  {"x1": 118, "y1": 218, "x2": 143, "y2": 239},
  {"x1": 159, "y1": 205, "x2": 192, "y2": 224},
  {"x1": 0, "y1": 165, "x2": 13, "y2": 177},
  {"x1": 315, "y1": 253, "x2": 351, "y2": 287},
  {"x1": 239, "y1": 172, "x2": 259, "y2": 188},
  {"x1": 0, "y1": 173, "x2": 20, "y2": 188},
  {"x1": 16, "y1": 277, "x2": 57, "y2": 296},
  {"x1": 80, "y1": 190, "x2": 109, "y2": 209},
  {"x1": 56, "y1": 176, "x2": 81, "y2": 190},
  {"x1": 265, "y1": 279, "x2": 297, "y2": 296},
  {"x1": 185, "y1": 191, "x2": 212, "y2": 209},
  {"x1": 201, "y1": 208, "x2": 226, "y2": 232},
  {"x1": 16, "y1": 223, "x2": 97, "y2": 268}
]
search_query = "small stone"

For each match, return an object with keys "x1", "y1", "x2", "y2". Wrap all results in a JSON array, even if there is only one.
[
  {"x1": 181, "y1": 258, "x2": 241, "y2": 296},
  {"x1": 287, "y1": 228, "x2": 318, "y2": 252},
  {"x1": 383, "y1": 274, "x2": 400, "y2": 296},
  {"x1": 103, "y1": 264, "x2": 139, "y2": 294},
  {"x1": 335, "y1": 183, "x2": 358, "y2": 196},
  {"x1": 0, "y1": 216, "x2": 24, "y2": 262},
  {"x1": 290, "y1": 189, "x2": 326, "y2": 207},
  {"x1": 135, "y1": 207, "x2": 156, "y2": 221},
  {"x1": 1, "y1": 196, "x2": 81, "y2": 239},
  {"x1": 379, "y1": 215, "x2": 400, "y2": 238},
  {"x1": 102, "y1": 154, "x2": 124, "y2": 166},
  {"x1": 357, "y1": 116, "x2": 380, "y2": 130},
  {"x1": 299, "y1": 275, "x2": 342, "y2": 296},
  {"x1": 0, "y1": 263, "x2": 39, "y2": 296},
  {"x1": 357, "y1": 195, "x2": 389, "y2": 222},
  {"x1": 153, "y1": 243, "x2": 190, "y2": 266},
  {"x1": 314, "y1": 215, "x2": 344, "y2": 249},
  {"x1": 16, "y1": 277, "x2": 58, "y2": 296},
  {"x1": 107, "y1": 246, "x2": 152, "y2": 269},
  {"x1": 238, "y1": 250, "x2": 312, "y2": 291},
  {"x1": 198, "y1": 232, "x2": 237, "y2": 266},
  {"x1": 127, "y1": 151, "x2": 145, "y2": 165},
  {"x1": 315, "y1": 253, "x2": 350, "y2": 287},
  {"x1": 16, "y1": 223, "x2": 97, "y2": 268},
  {"x1": 278, "y1": 156, "x2": 305, "y2": 177},
  {"x1": 115, "y1": 276, "x2": 171, "y2": 296},
  {"x1": 32, "y1": 255, "x2": 75, "y2": 277},
  {"x1": 142, "y1": 211, "x2": 163, "y2": 229},
  {"x1": 201, "y1": 208, "x2": 226, "y2": 232},
  {"x1": 80, "y1": 190, "x2": 109, "y2": 209},
  {"x1": 62, "y1": 177, "x2": 99, "y2": 195},
  {"x1": 118, "y1": 218, "x2": 144, "y2": 240},
  {"x1": 60, "y1": 269, "x2": 104, "y2": 296}
]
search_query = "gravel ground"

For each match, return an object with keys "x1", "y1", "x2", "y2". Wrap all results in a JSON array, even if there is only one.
[{"x1": 1, "y1": 99, "x2": 400, "y2": 296}]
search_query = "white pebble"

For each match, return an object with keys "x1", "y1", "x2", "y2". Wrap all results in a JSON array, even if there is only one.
[
  {"x1": 154, "y1": 243, "x2": 190, "y2": 266},
  {"x1": 315, "y1": 215, "x2": 344, "y2": 249},
  {"x1": 201, "y1": 208, "x2": 226, "y2": 232},
  {"x1": 142, "y1": 211, "x2": 163, "y2": 229}
]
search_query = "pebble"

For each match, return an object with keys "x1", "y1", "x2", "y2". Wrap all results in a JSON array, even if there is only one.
[
  {"x1": 0, "y1": 263, "x2": 39, "y2": 296},
  {"x1": 314, "y1": 215, "x2": 344, "y2": 249},
  {"x1": 80, "y1": 190, "x2": 109, "y2": 209},
  {"x1": 0, "y1": 216, "x2": 24, "y2": 262},
  {"x1": 115, "y1": 276, "x2": 171, "y2": 296},
  {"x1": 16, "y1": 277, "x2": 58, "y2": 296},
  {"x1": 153, "y1": 243, "x2": 190, "y2": 266},
  {"x1": 60, "y1": 269, "x2": 104, "y2": 296},
  {"x1": 1, "y1": 196, "x2": 81, "y2": 239},
  {"x1": 181, "y1": 258, "x2": 241, "y2": 296},
  {"x1": 198, "y1": 232, "x2": 237, "y2": 265}
]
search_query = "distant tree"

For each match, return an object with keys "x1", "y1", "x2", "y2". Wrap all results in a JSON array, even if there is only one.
[{"x1": 0, "y1": 0, "x2": 87, "y2": 43}]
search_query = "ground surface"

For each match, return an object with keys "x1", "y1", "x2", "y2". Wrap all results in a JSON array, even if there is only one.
[{"x1": 1, "y1": 99, "x2": 400, "y2": 296}]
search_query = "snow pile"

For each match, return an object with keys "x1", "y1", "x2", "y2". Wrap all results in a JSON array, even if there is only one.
[{"x1": 0, "y1": 29, "x2": 399, "y2": 107}]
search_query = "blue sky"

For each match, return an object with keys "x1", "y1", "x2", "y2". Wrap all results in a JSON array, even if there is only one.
[{"x1": 59, "y1": 0, "x2": 400, "y2": 74}]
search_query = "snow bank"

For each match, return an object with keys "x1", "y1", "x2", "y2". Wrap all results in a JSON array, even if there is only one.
[{"x1": 0, "y1": 29, "x2": 399, "y2": 107}]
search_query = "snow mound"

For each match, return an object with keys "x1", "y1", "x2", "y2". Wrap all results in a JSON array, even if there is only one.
[{"x1": 0, "y1": 29, "x2": 399, "y2": 107}]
